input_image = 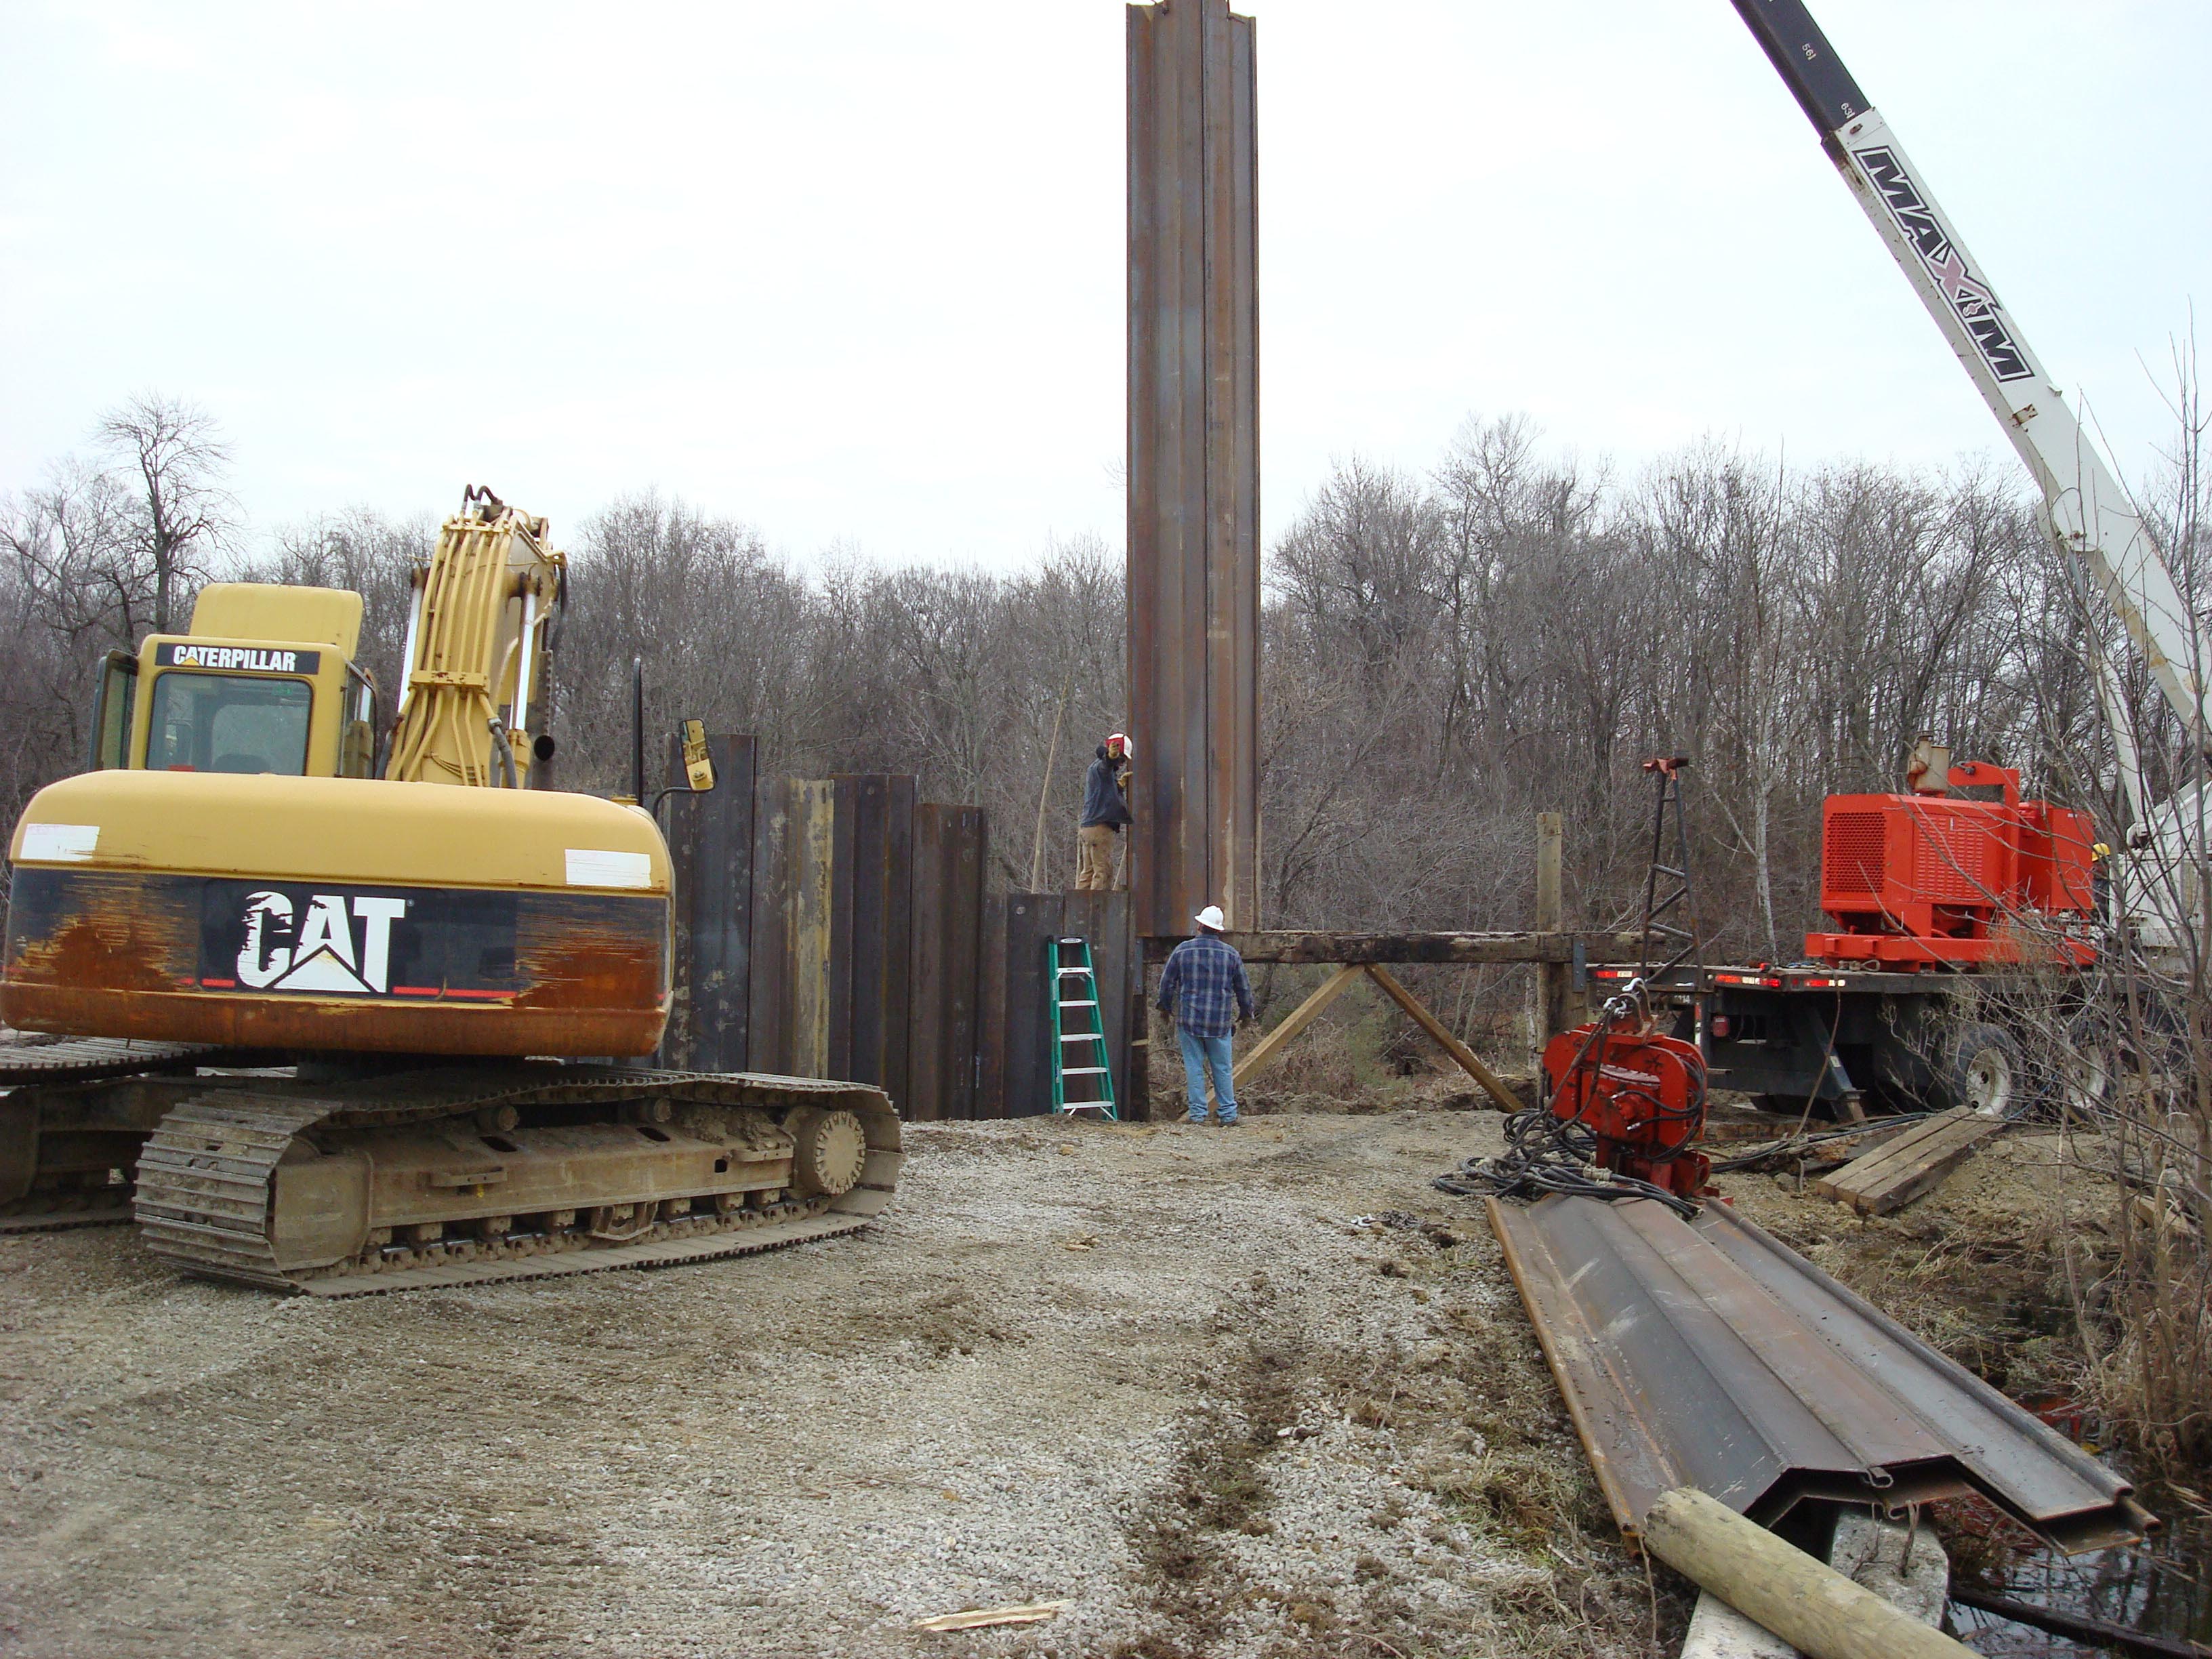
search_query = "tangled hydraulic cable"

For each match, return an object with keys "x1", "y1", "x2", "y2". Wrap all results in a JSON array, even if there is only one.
[{"x1": 1433, "y1": 983, "x2": 1704, "y2": 1220}]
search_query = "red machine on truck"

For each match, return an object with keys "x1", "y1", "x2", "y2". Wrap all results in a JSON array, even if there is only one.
[
  {"x1": 1811, "y1": 748, "x2": 2097, "y2": 970},
  {"x1": 1597, "y1": 742, "x2": 2106, "y2": 1122}
]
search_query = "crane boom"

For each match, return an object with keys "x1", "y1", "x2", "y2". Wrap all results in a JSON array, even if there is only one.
[{"x1": 1727, "y1": 0, "x2": 2210, "y2": 761}]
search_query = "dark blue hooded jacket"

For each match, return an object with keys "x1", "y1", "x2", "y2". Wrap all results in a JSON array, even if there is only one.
[{"x1": 1081, "y1": 745, "x2": 1132, "y2": 830}]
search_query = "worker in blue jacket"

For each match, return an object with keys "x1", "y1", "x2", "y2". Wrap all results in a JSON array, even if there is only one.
[{"x1": 1076, "y1": 732, "x2": 1132, "y2": 890}]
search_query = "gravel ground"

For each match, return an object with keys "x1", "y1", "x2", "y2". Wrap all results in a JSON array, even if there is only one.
[{"x1": 0, "y1": 1103, "x2": 1664, "y2": 1659}]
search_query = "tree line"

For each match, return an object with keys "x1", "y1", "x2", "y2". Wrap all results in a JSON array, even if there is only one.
[{"x1": 3, "y1": 397, "x2": 2195, "y2": 966}]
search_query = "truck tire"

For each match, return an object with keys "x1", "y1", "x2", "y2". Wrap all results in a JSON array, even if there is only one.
[
  {"x1": 2058, "y1": 1012, "x2": 2115, "y2": 1117},
  {"x1": 1946, "y1": 1023, "x2": 2022, "y2": 1118}
]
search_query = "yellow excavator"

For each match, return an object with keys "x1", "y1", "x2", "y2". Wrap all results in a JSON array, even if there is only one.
[{"x1": 0, "y1": 487, "x2": 899, "y2": 1294}]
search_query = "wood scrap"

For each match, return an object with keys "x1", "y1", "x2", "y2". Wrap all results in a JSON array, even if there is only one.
[
  {"x1": 1813, "y1": 1109, "x2": 2005, "y2": 1216},
  {"x1": 913, "y1": 1599, "x2": 1071, "y2": 1633}
]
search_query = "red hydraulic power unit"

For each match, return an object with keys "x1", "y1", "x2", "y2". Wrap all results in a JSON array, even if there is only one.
[
  {"x1": 1807, "y1": 758, "x2": 2097, "y2": 968},
  {"x1": 1540, "y1": 1022, "x2": 1710, "y2": 1201}
]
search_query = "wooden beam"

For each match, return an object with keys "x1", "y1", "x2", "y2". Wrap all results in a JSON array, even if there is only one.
[
  {"x1": 1642, "y1": 1487, "x2": 1978, "y2": 1659},
  {"x1": 1221, "y1": 930, "x2": 1641, "y2": 966},
  {"x1": 1364, "y1": 966, "x2": 1528, "y2": 1113},
  {"x1": 1229, "y1": 964, "x2": 1362, "y2": 1089}
]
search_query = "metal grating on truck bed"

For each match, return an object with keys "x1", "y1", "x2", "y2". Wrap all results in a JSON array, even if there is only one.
[{"x1": 1488, "y1": 1192, "x2": 2153, "y2": 1554}]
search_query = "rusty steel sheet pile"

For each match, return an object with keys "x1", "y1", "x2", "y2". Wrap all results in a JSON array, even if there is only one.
[
  {"x1": 1488, "y1": 1192, "x2": 2151, "y2": 1553},
  {"x1": 1126, "y1": 0, "x2": 1261, "y2": 937}
]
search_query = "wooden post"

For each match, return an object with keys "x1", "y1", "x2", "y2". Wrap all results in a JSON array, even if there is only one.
[
  {"x1": 1641, "y1": 1488, "x2": 1975, "y2": 1659},
  {"x1": 1536, "y1": 813, "x2": 1569, "y2": 1045},
  {"x1": 1364, "y1": 966, "x2": 1528, "y2": 1113}
]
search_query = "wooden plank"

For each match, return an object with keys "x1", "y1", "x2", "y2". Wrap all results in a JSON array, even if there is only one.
[
  {"x1": 1364, "y1": 965, "x2": 1529, "y2": 1113},
  {"x1": 790, "y1": 780, "x2": 836, "y2": 1078},
  {"x1": 1851, "y1": 1119, "x2": 2003, "y2": 1214},
  {"x1": 1814, "y1": 1109, "x2": 2005, "y2": 1216},
  {"x1": 1224, "y1": 930, "x2": 1644, "y2": 965},
  {"x1": 1811, "y1": 1111, "x2": 1967, "y2": 1196},
  {"x1": 1229, "y1": 964, "x2": 1361, "y2": 1089}
]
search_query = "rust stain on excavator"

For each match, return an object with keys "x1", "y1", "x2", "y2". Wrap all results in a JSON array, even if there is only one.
[
  {"x1": 5, "y1": 880, "x2": 191, "y2": 994},
  {"x1": 513, "y1": 935, "x2": 665, "y2": 1015}
]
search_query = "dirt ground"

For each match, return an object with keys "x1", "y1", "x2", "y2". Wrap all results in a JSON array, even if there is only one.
[{"x1": 0, "y1": 1101, "x2": 1675, "y2": 1659}]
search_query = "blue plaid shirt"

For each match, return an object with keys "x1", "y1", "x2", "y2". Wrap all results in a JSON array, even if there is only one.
[{"x1": 1156, "y1": 933, "x2": 1255, "y2": 1038}]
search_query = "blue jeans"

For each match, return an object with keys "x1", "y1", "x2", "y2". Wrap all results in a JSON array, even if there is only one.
[{"x1": 1176, "y1": 1026, "x2": 1238, "y2": 1123}]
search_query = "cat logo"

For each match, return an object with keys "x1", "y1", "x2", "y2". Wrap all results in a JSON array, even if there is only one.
[{"x1": 237, "y1": 890, "x2": 409, "y2": 995}]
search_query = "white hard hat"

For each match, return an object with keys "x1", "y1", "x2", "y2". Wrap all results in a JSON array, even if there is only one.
[
  {"x1": 1193, "y1": 904, "x2": 1226, "y2": 931},
  {"x1": 1109, "y1": 731, "x2": 1132, "y2": 757}
]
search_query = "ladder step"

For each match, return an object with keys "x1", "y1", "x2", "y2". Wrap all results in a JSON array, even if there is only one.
[
  {"x1": 1056, "y1": 967, "x2": 1092, "y2": 977},
  {"x1": 1062, "y1": 1067, "x2": 1108, "y2": 1076},
  {"x1": 1059, "y1": 998, "x2": 1097, "y2": 1008},
  {"x1": 1059, "y1": 1033, "x2": 1102, "y2": 1044}
]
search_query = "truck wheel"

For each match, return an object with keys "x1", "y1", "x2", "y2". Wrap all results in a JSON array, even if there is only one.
[
  {"x1": 2058, "y1": 1013, "x2": 2115, "y2": 1116},
  {"x1": 1946, "y1": 1023, "x2": 2022, "y2": 1118}
]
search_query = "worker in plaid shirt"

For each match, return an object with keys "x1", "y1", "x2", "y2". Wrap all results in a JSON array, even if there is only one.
[{"x1": 1155, "y1": 904, "x2": 1256, "y2": 1126}]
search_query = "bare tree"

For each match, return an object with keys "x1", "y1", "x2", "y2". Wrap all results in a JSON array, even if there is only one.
[{"x1": 95, "y1": 393, "x2": 234, "y2": 635}]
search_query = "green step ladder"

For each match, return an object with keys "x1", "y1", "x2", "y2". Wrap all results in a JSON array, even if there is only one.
[{"x1": 1048, "y1": 936, "x2": 1118, "y2": 1120}]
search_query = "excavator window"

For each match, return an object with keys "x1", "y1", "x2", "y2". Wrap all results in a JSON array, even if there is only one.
[{"x1": 146, "y1": 672, "x2": 312, "y2": 776}]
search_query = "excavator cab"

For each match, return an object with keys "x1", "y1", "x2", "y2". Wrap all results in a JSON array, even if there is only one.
[{"x1": 89, "y1": 584, "x2": 377, "y2": 779}]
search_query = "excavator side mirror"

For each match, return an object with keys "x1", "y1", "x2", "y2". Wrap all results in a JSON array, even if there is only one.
[{"x1": 679, "y1": 720, "x2": 715, "y2": 792}]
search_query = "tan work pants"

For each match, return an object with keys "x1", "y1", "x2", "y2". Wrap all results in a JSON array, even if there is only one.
[{"x1": 1076, "y1": 824, "x2": 1122, "y2": 891}]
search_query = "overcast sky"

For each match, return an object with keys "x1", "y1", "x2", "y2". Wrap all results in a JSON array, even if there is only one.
[{"x1": 3, "y1": 1, "x2": 2206, "y2": 569}]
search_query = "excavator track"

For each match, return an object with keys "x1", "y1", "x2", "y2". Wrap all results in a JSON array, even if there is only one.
[
  {"x1": 131, "y1": 1065, "x2": 901, "y2": 1296},
  {"x1": 0, "y1": 1041, "x2": 252, "y2": 1233}
]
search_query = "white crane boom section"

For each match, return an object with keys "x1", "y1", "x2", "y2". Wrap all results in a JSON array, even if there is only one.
[{"x1": 1729, "y1": 1, "x2": 2209, "y2": 757}]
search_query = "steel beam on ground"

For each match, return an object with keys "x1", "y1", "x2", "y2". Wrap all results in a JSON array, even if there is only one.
[
  {"x1": 1128, "y1": 0, "x2": 1260, "y2": 937},
  {"x1": 1488, "y1": 1192, "x2": 2152, "y2": 1554}
]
